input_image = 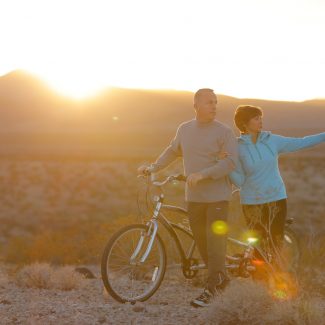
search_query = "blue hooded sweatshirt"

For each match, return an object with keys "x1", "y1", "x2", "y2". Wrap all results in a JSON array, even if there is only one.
[{"x1": 229, "y1": 131, "x2": 325, "y2": 204}]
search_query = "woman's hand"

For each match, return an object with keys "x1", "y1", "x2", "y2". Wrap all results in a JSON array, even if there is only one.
[
  {"x1": 218, "y1": 151, "x2": 229, "y2": 160},
  {"x1": 187, "y1": 173, "x2": 203, "y2": 188}
]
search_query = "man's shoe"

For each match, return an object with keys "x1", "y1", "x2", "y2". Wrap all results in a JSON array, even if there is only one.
[{"x1": 190, "y1": 289, "x2": 214, "y2": 308}]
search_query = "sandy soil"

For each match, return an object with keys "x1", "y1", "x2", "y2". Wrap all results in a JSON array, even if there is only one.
[{"x1": 0, "y1": 264, "x2": 208, "y2": 325}]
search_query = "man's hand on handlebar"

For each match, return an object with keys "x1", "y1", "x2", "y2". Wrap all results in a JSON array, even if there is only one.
[{"x1": 137, "y1": 164, "x2": 154, "y2": 176}]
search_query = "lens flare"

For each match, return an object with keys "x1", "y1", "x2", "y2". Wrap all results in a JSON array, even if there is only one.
[
  {"x1": 252, "y1": 259, "x2": 265, "y2": 266},
  {"x1": 242, "y1": 230, "x2": 260, "y2": 245},
  {"x1": 274, "y1": 289, "x2": 288, "y2": 300},
  {"x1": 212, "y1": 220, "x2": 228, "y2": 235},
  {"x1": 269, "y1": 272, "x2": 298, "y2": 301},
  {"x1": 247, "y1": 237, "x2": 259, "y2": 244}
]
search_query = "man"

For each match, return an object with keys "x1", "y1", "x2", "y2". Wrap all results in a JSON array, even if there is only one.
[{"x1": 138, "y1": 88, "x2": 238, "y2": 307}]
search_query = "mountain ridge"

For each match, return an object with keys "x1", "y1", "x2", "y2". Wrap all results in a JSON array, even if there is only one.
[{"x1": 0, "y1": 70, "x2": 324, "y2": 157}]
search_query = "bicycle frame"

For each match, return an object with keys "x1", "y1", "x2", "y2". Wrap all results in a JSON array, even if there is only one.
[
  {"x1": 102, "y1": 174, "x2": 299, "y2": 304},
  {"x1": 132, "y1": 181, "x2": 257, "y2": 275},
  {"x1": 135, "y1": 175, "x2": 297, "y2": 271},
  {"x1": 130, "y1": 190, "x2": 192, "y2": 265}
]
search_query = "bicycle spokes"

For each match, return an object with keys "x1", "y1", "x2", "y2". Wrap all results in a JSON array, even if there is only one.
[{"x1": 101, "y1": 224, "x2": 166, "y2": 302}]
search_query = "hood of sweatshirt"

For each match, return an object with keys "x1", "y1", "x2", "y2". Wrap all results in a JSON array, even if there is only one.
[
  {"x1": 237, "y1": 131, "x2": 276, "y2": 163},
  {"x1": 238, "y1": 131, "x2": 272, "y2": 145}
]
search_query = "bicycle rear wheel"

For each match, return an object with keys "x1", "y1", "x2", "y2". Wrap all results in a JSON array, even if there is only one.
[
  {"x1": 281, "y1": 227, "x2": 300, "y2": 272},
  {"x1": 252, "y1": 227, "x2": 300, "y2": 299},
  {"x1": 101, "y1": 224, "x2": 166, "y2": 303}
]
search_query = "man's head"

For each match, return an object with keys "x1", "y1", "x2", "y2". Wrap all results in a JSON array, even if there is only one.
[{"x1": 193, "y1": 88, "x2": 217, "y2": 122}]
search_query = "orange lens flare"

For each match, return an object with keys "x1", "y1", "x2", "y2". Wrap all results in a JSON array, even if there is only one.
[
  {"x1": 252, "y1": 259, "x2": 265, "y2": 266},
  {"x1": 269, "y1": 272, "x2": 298, "y2": 301}
]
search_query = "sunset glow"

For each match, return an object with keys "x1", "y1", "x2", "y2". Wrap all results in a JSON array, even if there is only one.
[{"x1": 1, "y1": 0, "x2": 325, "y2": 100}]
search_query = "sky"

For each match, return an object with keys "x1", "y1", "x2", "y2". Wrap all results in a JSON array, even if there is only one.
[{"x1": 0, "y1": 0, "x2": 324, "y2": 100}]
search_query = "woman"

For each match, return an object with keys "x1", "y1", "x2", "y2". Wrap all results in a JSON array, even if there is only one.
[{"x1": 227, "y1": 105, "x2": 325, "y2": 257}]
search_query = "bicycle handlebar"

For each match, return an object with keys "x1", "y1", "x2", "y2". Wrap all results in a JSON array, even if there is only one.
[
  {"x1": 138, "y1": 173, "x2": 187, "y2": 187},
  {"x1": 153, "y1": 174, "x2": 187, "y2": 186}
]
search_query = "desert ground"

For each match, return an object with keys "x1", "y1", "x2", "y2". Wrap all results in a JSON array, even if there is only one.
[
  {"x1": 0, "y1": 153, "x2": 325, "y2": 324},
  {"x1": 1, "y1": 261, "x2": 324, "y2": 325}
]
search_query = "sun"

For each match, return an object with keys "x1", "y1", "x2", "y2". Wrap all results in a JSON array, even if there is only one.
[{"x1": 41, "y1": 74, "x2": 108, "y2": 99}]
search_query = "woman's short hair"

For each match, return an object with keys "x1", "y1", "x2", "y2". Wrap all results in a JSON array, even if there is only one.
[{"x1": 234, "y1": 105, "x2": 263, "y2": 132}]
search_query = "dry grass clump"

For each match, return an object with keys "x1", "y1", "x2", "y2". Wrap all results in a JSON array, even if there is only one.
[
  {"x1": 206, "y1": 280, "x2": 273, "y2": 325},
  {"x1": 4, "y1": 215, "x2": 136, "y2": 265},
  {"x1": 50, "y1": 265, "x2": 86, "y2": 291},
  {"x1": 296, "y1": 230, "x2": 325, "y2": 296},
  {"x1": 0, "y1": 268, "x2": 10, "y2": 287},
  {"x1": 16, "y1": 262, "x2": 86, "y2": 290},
  {"x1": 16, "y1": 262, "x2": 52, "y2": 289},
  {"x1": 269, "y1": 294, "x2": 325, "y2": 325},
  {"x1": 205, "y1": 279, "x2": 325, "y2": 325}
]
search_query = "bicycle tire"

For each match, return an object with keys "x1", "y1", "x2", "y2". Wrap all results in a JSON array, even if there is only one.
[
  {"x1": 171, "y1": 223, "x2": 202, "y2": 279},
  {"x1": 282, "y1": 227, "x2": 300, "y2": 272},
  {"x1": 252, "y1": 227, "x2": 300, "y2": 299},
  {"x1": 101, "y1": 224, "x2": 167, "y2": 303}
]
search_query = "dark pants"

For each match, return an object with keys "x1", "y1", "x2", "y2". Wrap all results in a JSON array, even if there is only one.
[
  {"x1": 187, "y1": 201, "x2": 229, "y2": 292},
  {"x1": 242, "y1": 199, "x2": 287, "y2": 254}
]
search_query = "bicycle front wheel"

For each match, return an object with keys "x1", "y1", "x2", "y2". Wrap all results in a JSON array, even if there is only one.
[{"x1": 101, "y1": 224, "x2": 167, "y2": 303}]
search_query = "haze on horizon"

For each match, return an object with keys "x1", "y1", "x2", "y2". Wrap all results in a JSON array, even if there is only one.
[{"x1": 1, "y1": 0, "x2": 324, "y2": 101}]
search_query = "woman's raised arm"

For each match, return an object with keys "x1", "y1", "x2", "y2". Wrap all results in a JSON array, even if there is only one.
[{"x1": 273, "y1": 132, "x2": 325, "y2": 154}]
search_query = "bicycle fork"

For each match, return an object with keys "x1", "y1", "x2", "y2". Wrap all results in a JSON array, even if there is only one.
[{"x1": 130, "y1": 201, "x2": 162, "y2": 265}]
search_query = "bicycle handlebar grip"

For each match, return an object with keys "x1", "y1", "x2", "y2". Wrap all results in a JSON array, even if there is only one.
[{"x1": 142, "y1": 165, "x2": 154, "y2": 176}]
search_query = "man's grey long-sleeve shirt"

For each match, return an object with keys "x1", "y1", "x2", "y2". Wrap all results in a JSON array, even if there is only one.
[{"x1": 151, "y1": 119, "x2": 238, "y2": 202}]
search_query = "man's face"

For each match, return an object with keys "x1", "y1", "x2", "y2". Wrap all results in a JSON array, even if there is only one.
[{"x1": 194, "y1": 92, "x2": 217, "y2": 122}]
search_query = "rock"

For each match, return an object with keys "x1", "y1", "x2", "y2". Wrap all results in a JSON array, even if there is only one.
[
  {"x1": 75, "y1": 267, "x2": 96, "y2": 279},
  {"x1": 0, "y1": 299, "x2": 11, "y2": 305},
  {"x1": 133, "y1": 305, "x2": 146, "y2": 312}
]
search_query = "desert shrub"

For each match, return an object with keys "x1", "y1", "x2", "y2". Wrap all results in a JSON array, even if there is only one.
[
  {"x1": 0, "y1": 268, "x2": 9, "y2": 287},
  {"x1": 3, "y1": 236, "x2": 33, "y2": 264},
  {"x1": 205, "y1": 279, "x2": 325, "y2": 325},
  {"x1": 267, "y1": 294, "x2": 325, "y2": 325},
  {"x1": 16, "y1": 263, "x2": 86, "y2": 290},
  {"x1": 16, "y1": 262, "x2": 52, "y2": 289},
  {"x1": 50, "y1": 265, "x2": 86, "y2": 290},
  {"x1": 4, "y1": 215, "x2": 138, "y2": 264},
  {"x1": 296, "y1": 231, "x2": 325, "y2": 296},
  {"x1": 298, "y1": 231, "x2": 325, "y2": 269},
  {"x1": 205, "y1": 280, "x2": 273, "y2": 325}
]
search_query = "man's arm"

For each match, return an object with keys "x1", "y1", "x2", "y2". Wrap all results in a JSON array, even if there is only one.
[
  {"x1": 149, "y1": 126, "x2": 183, "y2": 173},
  {"x1": 229, "y1": 158, "x2": 246, "y2": 187},
  {"x1": 199, "y1": 128, "x2": 238, "y2": 180}
]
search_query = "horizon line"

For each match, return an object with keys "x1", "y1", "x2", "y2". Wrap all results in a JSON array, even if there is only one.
[{"x1": 1, "y1": 69, "x2": 325, "y2": 104}]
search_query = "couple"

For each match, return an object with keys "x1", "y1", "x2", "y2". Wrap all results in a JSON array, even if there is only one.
[{"x1": 138, "y1": 88, "x2": 325, "y2": 308}]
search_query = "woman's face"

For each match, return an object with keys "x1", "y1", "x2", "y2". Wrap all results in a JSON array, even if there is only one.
[{"x1": 244, "y1": 114, "x2": 263, "y2": 133}]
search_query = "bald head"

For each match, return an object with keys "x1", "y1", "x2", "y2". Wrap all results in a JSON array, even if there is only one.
[
  {"x1": 193, "y1": 88, "x2": 216, "y2": 105},
  {"x1": 193, "y1": 88, "x2": 218, "y2": 122}
]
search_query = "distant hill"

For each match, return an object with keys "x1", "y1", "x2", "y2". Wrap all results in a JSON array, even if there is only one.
[{"x1": 0, "y1": 70, "x2": 324, "y2": 158}]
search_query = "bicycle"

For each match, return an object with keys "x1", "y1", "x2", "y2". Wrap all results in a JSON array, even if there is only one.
[{"x1": 101, "y1": 174, "x2": 300, "y2": 303}]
